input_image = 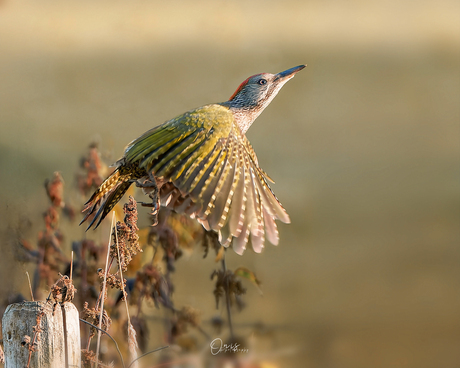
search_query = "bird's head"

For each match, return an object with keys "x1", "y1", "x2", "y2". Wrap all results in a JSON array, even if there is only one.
[{"x1": 226, "y1": 65, "x2": 305, "y2": 134}]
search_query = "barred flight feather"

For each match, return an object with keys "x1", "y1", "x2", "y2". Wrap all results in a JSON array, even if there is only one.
[
  {"x1": 185, "y1": 140, "x2": 226, "y2": 194},
  {"x1": 82, "y1": 103, "x2": 291, "y2": 253},
  {"x1": 225, "y1": 142, "x2": 242, "y2": 234},
  {"x1": 207, "y1": 138, "x2": 237, "y2": 229},
  {"x1": 178, "y1": 146, "x2": 220, "y2": 195},
  {"x1": 156, "y1": 132, "x2": 214, "y2": 178},
  {"x1": 195, "y1": 149, "x2": 228, "y2": 217}
]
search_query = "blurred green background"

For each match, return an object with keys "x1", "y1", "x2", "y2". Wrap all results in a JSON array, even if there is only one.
[{"x1": 1, "y1": 0, "x2": 459, "y2": 367}]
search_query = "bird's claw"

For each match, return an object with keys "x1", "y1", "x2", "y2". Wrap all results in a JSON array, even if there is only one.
[
  {"x1": 134, "y1": 177, "x2": 158, "y2": 189},
  {"x1": 149, "y1": 205, "x2": 159, "y2": 227},
  {"x1": 139, "y1": 201, "x2": 154, "y2": 208},
  {"x1": 135, "y1": 174, "x2": 161, "y2": 226}
]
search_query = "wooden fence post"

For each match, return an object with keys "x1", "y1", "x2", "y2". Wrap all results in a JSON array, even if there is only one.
[{"x1": 2, "y1": 301, "x2": 81, "y2": 368}]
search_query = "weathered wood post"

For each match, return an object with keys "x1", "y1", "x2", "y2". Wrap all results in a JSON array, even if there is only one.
[{"x1": 2, "y1": 301, "x2": 81, "y2": 368}]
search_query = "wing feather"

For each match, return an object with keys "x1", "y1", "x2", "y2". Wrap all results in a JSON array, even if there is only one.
[
  {"x1": 248, "y1": 167, "x2": 265, "y2": 252},
  {"x1": 176, "y1": 145, "x2": 221, "y2": 195},
  {"x1": 125, "y1": 123, "x2": 192, "y2": 164},
  {"x1": 263, "y1": 207, "x2": 279, "y2": 245},
  {"x1": 167, "y1": 135, "x2": 222, "y2": 189},
  {"x1": 218, "y1": 138, "x2": 242, "y2": 245},
  {"x1": 252, "y1": 169, "x2": 290, "y2": 223},
  {"x1": 233, "y1": 218, "x2": 249, "y2": 255},
  {"x1": 119, "y1": 104, "x2": 289, "y2": 254},
  {"x1": 194, "y1": 148, "x2": 229, "y2": 217},
  {"x1": 148, "y1": 130, "x2": 207, "y2": 176},
  {"x1": 206, "y1": 136, "x2": 237, "y2": 229},
  {"x1": 227, "y1": 142, "x2": 245, "y2": 237}
]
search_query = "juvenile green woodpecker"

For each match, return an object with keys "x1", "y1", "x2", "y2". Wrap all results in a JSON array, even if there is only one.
[{"x1": 81, "y1": 65, "x2": 305, "y2": 255}]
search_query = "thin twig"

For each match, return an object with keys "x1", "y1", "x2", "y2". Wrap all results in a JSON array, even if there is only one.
[
  {"x1": 126, "y1": 346, "x2": 169, "y2": 368},
  {"x1": 80, "y1": 315, "x2": 168, "y2": 368},
  {"x1": 70, "y1": 251, "x2": 74, "y2": 281},
  {"x1": 25, "y1": 272, "x2": 34, "y2": 301},
  {"x1": 95, "y1": 213, "x2": 115, "y2": 368},
  {"x1": 114, "y1": 211, "x2": 130, "y2": 322},
  {"x1": 79, "y1": 319, "x2": 125, "y2": 368},
  {"x1": 114, "y1": 211, "x2": 139, "y2": 367},
  {"x1": 95, "y1": 256, "x2": 115, "y2": 309},
  {"x1": 221, "y1": 253, "x2": 234, "y2": 339}
]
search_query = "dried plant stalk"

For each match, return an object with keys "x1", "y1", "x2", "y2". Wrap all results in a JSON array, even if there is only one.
[
  {"x1": 114, "y1": 210, "x2": 139, "y2": 368},
  {"x1": 95, "y1": 213, "x2": 115, "y2": 368}
]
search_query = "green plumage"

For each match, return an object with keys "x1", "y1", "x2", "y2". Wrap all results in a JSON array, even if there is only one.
[
  {"x1": 81, "y1": 65, "x2": 306, "y2": 254},
  {"x1": 82, "y1": 104, "x2": 289, "y2": 254}
]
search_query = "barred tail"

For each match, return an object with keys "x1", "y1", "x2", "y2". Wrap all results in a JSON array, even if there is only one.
[{"x1": 80, "y1": 168, "x2": 133, "y2": 230}]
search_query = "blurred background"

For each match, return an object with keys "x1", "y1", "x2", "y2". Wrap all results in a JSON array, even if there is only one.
[{"x1": 0, "y1": 0, "x2": 459, "y2": 367}]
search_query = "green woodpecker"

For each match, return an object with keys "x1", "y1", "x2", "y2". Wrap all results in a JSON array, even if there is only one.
[{"x1": 81, "y1": 65, "x2": 305, "y2": 254}]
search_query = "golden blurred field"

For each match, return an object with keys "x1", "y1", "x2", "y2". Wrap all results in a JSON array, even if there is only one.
[{"x1": 1, "y1": 0, "x2": 459, "y2": 367}]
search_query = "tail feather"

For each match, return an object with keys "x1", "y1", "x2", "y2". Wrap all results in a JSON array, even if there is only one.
[
  {"x1": 80, "y1": 167, "x2": 134, "y2": 230},
  {"x1": 86, "y1": 181, "x2": 132, "y2": 230},
  {"x1": 79, "y1": 201, "x2": 98, "y2": 225}
]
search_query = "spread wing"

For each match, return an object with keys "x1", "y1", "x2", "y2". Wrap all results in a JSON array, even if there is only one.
[{"x1": 124, "y1": 104, "x2": 290, "y2": 254}]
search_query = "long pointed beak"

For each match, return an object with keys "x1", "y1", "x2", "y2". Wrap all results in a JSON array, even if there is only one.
[{"x1": 276, "y1": 65, "x2": 306, "y2": 81}]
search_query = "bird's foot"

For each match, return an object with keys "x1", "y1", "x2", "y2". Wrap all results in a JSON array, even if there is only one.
[
  {"x1": 135, "y1": 174, "x2": 160, "y2": 226},
  {"x1": 139, "y1": 200, "x2": 160, "y2": 214},
  {"x1": 133, "y1": 178, "x2": 158, "y2": 189}
]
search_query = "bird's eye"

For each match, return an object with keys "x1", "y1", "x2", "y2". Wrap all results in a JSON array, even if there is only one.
[{"x1": 258, "y1": 79, "x2": 267, "y2": 85}]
